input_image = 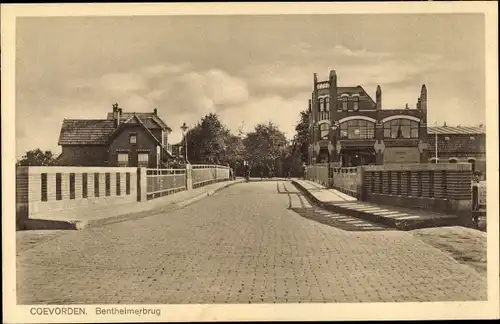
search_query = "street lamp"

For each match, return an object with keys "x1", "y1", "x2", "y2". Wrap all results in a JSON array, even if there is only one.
[
  {"x1": 434, "y1": 121, "x2": 438, "y2": 162},
  {"x1": 181, "y1": 122, "x2": 189, "y2": 164}
]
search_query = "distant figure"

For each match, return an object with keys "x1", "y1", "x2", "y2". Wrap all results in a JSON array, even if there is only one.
[
  {"x1": 302, "y1": 162, "x2": 307, "y2": 180},
  {"x1": 243, "y1": 161, "x2": 250, "y2": 182}
]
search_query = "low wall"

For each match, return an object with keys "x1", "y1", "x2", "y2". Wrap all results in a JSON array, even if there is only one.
[
  {"x1": 16, "y1": 166, "x2": 138, "y2": 223},
  {"x1": 16, "y1": 164, "x2": 232, "y2": 225},
  {"x1": 362, "y1": 163, "x2": 472, "y2": 217},
  {"x1": 305, "y1": 164, "x2": 329, "y2": 186},
  {"x1": 330, "y1": 167, "x2": 359, "y2": 198}
]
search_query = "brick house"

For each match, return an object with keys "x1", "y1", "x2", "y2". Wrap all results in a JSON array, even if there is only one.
[
  {"x1": 308, "y1": 70, "x2": 428, "y2": 166},
  {"x1": 57, "y1": 104, "x2": 173, "y2": 168},
  {"x1": 308, "y1": 70, "x2": 486, "y2": 174}
]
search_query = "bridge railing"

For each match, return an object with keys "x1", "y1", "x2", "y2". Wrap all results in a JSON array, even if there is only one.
[
  {"x1": 305, "y1": 164, "x2": 329, "y2": 187},
  {"x1": 191, "y1": 164, "x2": 230, "y2": 189},
  {"x1": 330, "y1": 167, "x2": 359, "y2": 198},
  {"x1": 146, "y1": 168, "x2": 186, "y2": 200}
]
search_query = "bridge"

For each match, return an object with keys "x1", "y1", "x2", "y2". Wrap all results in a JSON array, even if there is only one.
[{"x1": 14, "y1": 163, "x2": 487, "y2": 304}]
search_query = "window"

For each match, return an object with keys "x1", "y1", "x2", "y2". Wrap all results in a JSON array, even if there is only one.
[
  {"x1": 339, "y1": 119, "x2": 375, "y2": 139},
  {"x1": 320, "y1": 123, "x2": 329, "y2": 139},
  {"x1": 117, "y1": 153, "x2": 129, "y2": 167},
  {"x1": 342, "y1": 96, "x2": 348, "y2": 111},
  {"x1": 449, "y1": 158, "x2": 458, "y2": 163},
  {"x1": 353, "y1": 96, "x2": 359, "y2": 111},
  {"x1": 129, "y1": 133, "x2": 137, "y2": 144},
  {"x1": 383, "y1": 119, "x2": 419, "y2": 139},
  {"x1": 468, "y1": 158, "x2": 476, "y2": 172},
  {"x1": 319, "y1": 97, "x2": 329, "y2": 120},
  {"x1": 138, "y1": 153, "x2": 149, "y2": 168}
]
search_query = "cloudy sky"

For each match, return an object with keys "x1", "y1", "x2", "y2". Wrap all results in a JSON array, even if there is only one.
[{"x1": 16, "y1": 14, "x2": 485, "y2": 158}]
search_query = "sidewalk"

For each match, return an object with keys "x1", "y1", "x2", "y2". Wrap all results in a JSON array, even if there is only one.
[
  {"x1": 22, "y1": 179, "x2": 244, "y2": 231},
  {"x1": 292, "y1": 179, "x2": 463, "y2": 231}
]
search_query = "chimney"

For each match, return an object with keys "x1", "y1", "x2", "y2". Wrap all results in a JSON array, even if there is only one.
[
  {"x1": 420, "y1": 84, "x2": 427, "y2": 110},
  {"x1": 405, "y1": 103, "x2": 409, "y2": 109},
  {"x1": 376, "y1": 85, "x2": 382, "y2": 110},
  {"x1": 112, "y1": 103, "x2": 121, "y2": 128},
  {"x1": 153, "y1": 108, "x2": 158, "y2": 115}
]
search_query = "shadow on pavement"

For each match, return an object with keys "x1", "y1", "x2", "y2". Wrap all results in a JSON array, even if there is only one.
[{"x1": 276, "y1": 180, "x2": 393, "y2": 233}]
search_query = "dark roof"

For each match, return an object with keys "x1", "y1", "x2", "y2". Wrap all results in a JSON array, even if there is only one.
[
  {"x1": 427, "y1": 126, "x2": 485, "y2": 135},
  {"x1": 58, "y1": 120, "x2": 115, "y2": 145},
  {"x1": 338, "y1": 86, "x2": 363, "y2": 95},
  {"x1": 106, "y1": 112, "x2": 171, "y2": 131}
]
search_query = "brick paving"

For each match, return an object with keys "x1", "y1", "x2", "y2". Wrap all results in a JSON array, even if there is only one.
[{"x1": 17, "y1": 181, "x2": 486, "y2": 304}]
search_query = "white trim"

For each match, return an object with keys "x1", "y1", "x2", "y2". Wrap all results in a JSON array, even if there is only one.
[
  {"x1": 317, "y1": 95, "x2": 329, "y2": 99},
  {"x1": 338, "y1": 116, "x2": 377, "y2": 124},
  {"x1": 448, "y1": 157, "x2": 458, "y2": 163},
  {"x1": 340, "y1": 93, "x2": 349, "y2": 97},
  {"x1": 467, "y1": 157, "x2": 477, "y2": 161},
  {"x1": 317, "y1": 120, "x2": 331, "y2": 125},
  {"x1": 381, "y1": 115, "x2": 421, "y2": 123},
  {"x1": 351, "y1": 93, "x2": 360, "y2": 97}
]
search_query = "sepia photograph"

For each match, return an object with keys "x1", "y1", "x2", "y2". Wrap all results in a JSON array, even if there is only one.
[{"x1": 2, "y1": 2, "x2": 499, "y2": 322}]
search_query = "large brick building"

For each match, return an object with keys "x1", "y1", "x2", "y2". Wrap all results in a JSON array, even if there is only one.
[
  {"x1": 56, "y1": 104, "x2": 173, "y2": 168},
  {"x1": 308, "y1": 70, "x2": 486, "y2": 174}
]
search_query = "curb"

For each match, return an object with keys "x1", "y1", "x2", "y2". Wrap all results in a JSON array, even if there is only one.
[
  {"x1": 291, "y1": 180, "x2": 461, "y2": 231},
  {"x1": 23, "y1": 180, "x2": 244, "y2": 231}
]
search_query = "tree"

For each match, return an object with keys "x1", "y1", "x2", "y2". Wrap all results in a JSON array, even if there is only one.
[
  {"x1": 185, "y1": 113, "x2": 237, "y2": 165},
  {"x1": 243, "y1": 122, "x2": 288, "y2": 173},
  {"x1": 16, "y1": 149, "x2": 59, "y2": 166},
  {"x1": 290, "y1": 110, "x2": 310, "y2": 163}
]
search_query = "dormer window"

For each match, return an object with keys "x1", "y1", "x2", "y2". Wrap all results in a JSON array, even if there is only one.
[
  {"x1": 470, "y1": 136, "x2": 475, "y2": 140},
  {"x1": 129, "y1": 133, "x2": 137, "y2": 144},
  {"x1": 353, "y1": 96, "x2": 359, "y2": 111}
]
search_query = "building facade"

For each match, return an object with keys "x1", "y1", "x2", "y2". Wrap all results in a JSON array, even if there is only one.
[
  {"x1": 308, "y1": 70, "x2": 429, "y2": 166},
  {"x1": 57, "y1": 104, "x2": 173, "y2": 168},
  {"x1": 307, "y1": 70, "x2": 486, "y2": 174},
  {"x1": 426, "y1": 125, "x2": 486, "y2": 174}
]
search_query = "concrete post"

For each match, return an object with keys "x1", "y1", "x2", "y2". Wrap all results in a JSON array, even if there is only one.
[
  {"x1": 136, "y1": 167, "x2": 147, "y2": 202},
  {"x1": 186, "y1": 164, "x2": 193, "y2": 190},
  {"x1": 356, "y1": 166, "x2": 366, "y2": 201}
]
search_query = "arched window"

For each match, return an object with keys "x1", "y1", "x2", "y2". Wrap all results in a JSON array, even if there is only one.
[
  {"x1": 430, "y1": 157, "x2": 439, "y2": 164},
  {"x1": 342, "y1": 96, "x2": 348, "y2": 111},
  {"x1": 449, "y1": 158, "x2": 458, "y2": 163},
  {"x1": 339, "y1": 119, "x2": 375, "y2": 139},
  {"x1": 468, "y1": 158, "x2": 476, "y2": 172},
  {"x1": 320, "y1": 123, "x2": 329, "y2": 139},
  {"x1": 353, "y1": 96, "x2": 359, "y2": 111},
  {"x1": 383, "y1": 119, "x2": 419, "y2": 139}
]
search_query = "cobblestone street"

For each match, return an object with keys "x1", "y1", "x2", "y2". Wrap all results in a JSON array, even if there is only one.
[{"x1": 17, "y1": 181, "x2": 487, "y2": 304}]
